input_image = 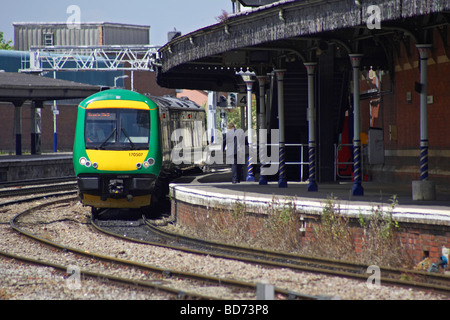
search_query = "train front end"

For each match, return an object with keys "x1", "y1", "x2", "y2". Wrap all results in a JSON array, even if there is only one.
[{"x1": 73, "y1": 89, "x2": 161, "y2": 211}]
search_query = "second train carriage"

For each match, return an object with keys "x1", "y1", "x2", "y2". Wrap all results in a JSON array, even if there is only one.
[{"x1": 73, "y1": 89, "x2": 206, "y2": 216}]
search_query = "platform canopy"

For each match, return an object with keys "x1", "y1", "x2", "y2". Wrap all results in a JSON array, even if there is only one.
[
  {"x1": 156, "y1": 0, "x2": 450, "y2": 91},
  {"x1": 0, "y1": 72, "x2": 106, "y2": 105}
]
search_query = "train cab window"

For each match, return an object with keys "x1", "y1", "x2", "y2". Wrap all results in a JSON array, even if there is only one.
[{"x1": 85, "y1": 108, "x2": 150, "y2": 150}]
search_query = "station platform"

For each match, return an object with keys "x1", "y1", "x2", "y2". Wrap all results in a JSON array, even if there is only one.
[
  {"x1": 170, "y1": 168, "x2": 450, "y2": 226},
  {"x1": 0, "y1": 153, "x2": 74, "y2": 183},
  {"x1": 169, "y1": 168, "x2": 450, "y2": 264}
]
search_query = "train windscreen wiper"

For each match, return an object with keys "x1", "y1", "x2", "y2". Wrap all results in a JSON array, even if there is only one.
[
  {"x1": 98, "y1": 128, "x2": 117, "y2": 149},
  {"x1": 121, "y1": 128, "x2": 136, "y2": 150}
]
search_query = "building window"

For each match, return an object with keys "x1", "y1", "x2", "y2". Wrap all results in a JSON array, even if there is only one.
[{"x1": 43, "y1": 33, "x2": 54, "y2": 46}]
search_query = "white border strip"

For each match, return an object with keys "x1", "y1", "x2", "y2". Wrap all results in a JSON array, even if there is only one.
[{"x1": 170, "y1": 184, "x2": 450, "y2": 226}]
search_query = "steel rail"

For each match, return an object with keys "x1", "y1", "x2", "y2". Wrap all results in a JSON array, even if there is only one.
[
  {"x1": 0, "y1": 176, "x2": 76, "y2": 189},
  {"x1": 91, "y1": 218, "x2": 318, "y2": 300},
  {"x1": 5, "y1": 197, "x2": 222, "y2": 300},
  {"x1": 0, "y1": 179, "x2": 77, "y2": 198},
  {"x1": 0, "y1": 249, "x2": 211, "y2": 300},
  {"x1": 142, "y1": 219, "x2": 450, "y2": 295},
  {"x1": 7, "y1": 197, "x2": 314, "y2": 300}
]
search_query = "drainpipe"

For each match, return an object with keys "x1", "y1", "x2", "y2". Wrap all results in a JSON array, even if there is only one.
[{"x1": 349, "y1": 54, "x2": 364, "y2": 196}]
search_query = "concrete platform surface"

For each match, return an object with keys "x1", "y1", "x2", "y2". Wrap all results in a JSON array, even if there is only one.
[{"x1": 170, "y1": 168, "x2": 450, "y2": 226}]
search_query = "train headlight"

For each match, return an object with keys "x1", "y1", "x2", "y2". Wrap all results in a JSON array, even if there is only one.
[
  {"x1": 79, "y1": 157, "x2": 92, "y2": 168},
  {"x1": 143, "y1": 161, "x2": 150, "y2": 168},
  {"x1": 92, "y1": 162, "x2": 98, "y2": 169},
  {"x1": 148, "y1": 158, "x2": 155, "y2": 166},
  {"x1": 136, "y1": 162, "x2": 142, "y2": 169},
  {"x1": 79, "y1": 157, "x2": 87, "y2": 166}
]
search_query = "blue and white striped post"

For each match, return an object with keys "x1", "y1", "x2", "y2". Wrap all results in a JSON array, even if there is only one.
[
  {"x1": 417, "y1": 44, "x2": 432, "y2": 181},
  {"x1": 304, "y1": 62, "x2": 318, "y2": 192},
  {"x1": 246, "y1": 76, "x2": 256, "y2": 182},
  {"x1": 412, "y1": 44, "x2": 435, "y2": 200},
  {"x1": 349, "y1": 54, "x2": 364, "y2": 196},
  {"x1": 237, "y1": 69, "x2": 256, "y2": 182},
  {"x1": 257, "y1": 75, "x2": 268, "y2": 185},
  {"x1": 275, "y1": 69, "x2": 287, "y2": 188}
]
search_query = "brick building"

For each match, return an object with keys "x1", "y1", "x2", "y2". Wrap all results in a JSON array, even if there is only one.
[{"x1": 359, "y1": 28, "x2": 450, "y2": 186}]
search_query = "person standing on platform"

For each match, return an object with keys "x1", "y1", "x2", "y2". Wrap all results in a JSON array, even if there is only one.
[{"x1": 226, "y1": 122, "x2": 245, "y2": 184}]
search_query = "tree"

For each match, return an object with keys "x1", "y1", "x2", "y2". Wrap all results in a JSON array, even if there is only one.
[{"x1": 0, "y1": 31, "x2": 14, "y2": 50}]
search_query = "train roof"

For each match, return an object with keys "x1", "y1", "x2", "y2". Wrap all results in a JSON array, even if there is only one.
[{"x1": 146, "y1": 94, "x2": 204, "y2": 111}]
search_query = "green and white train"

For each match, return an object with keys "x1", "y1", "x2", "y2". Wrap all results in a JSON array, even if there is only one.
[{"x1": 73, "y1": 89, "x2": 206, "y2": 217}]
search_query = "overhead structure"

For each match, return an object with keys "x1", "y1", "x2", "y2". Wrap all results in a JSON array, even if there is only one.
[{"x1": 20, "y1": 45, "x2": 161, "y2": 73}]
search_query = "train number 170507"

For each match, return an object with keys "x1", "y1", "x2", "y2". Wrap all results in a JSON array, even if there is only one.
[{"x1": 129, "y1": 152, "x2": 144, "y2": 157}]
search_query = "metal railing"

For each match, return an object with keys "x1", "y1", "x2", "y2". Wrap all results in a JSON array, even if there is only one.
[
  {"x1": 265, "y1": 143, "x2": 309, "y2": 180},
  {"x1": 334, "y1": 143, "x2": 367, "y2": 182}
]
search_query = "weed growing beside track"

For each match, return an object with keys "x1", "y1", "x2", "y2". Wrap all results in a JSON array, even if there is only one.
[{"x1": 174, "y1": 195, "x2": 413, "y2": 269}]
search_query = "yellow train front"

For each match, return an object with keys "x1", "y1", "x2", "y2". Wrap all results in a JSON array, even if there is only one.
[{"x1": 73, "y1": 89, "x2": 206, "y2": 217}]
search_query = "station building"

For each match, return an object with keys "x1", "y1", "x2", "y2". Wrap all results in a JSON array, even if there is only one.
[{"x1": 155, "y1": 0, "x2": 450, "y2": 198}]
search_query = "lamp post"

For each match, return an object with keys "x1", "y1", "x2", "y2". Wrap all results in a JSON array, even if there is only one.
[
  {"x1": 237, "y1": 69, "x2": 256, "y2": 182},
  {"x1": 114, "y1": 75, "x2": 129, "y2": 88}
]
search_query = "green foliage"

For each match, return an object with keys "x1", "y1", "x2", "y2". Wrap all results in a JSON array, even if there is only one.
[
  {"x1": 356, "y1": 195, "x2": 407, "y2": 267},
  {"x1": 0, "y1": 31, "x2": 14, "y2": 50},
  {"x1": 309, "y1": 194, "x2": 407, "y2": 267},
  {"x1": 218, "y1": 98, "x2": 257, "y2": 130},
  {"x1": 358, "y1": 195, "x2": 400, "y2": 241},
  {"x1": 312, "y1": 195, "x2": 355, "y2": 260}
]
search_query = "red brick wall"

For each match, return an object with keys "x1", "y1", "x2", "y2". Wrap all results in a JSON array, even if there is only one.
[
  {"x1": 0, "y1": 102, "x2": 78, "y2": 153},
  {"x1": 173, "y1": 199, "x2": 449, "y2": 265},
  {"x1": 124, "y1": 70, "x2": 176, "y2": 96},
  {"x1": 363, "y1": 26, "x2": 450, "y2": 185}
]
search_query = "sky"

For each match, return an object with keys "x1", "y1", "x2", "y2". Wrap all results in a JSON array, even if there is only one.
[{"x1": 0, "y1": 0, "x2": 233, "y2": 47}]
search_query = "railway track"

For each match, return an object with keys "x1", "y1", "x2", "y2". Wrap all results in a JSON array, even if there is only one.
[
  {"x1": 2, "y1": 181, "x2": 448, "y2": 300},
  {"x1": 1, "y1": 197, "x2": 181, "y2": 299},
  {"x1": 0, "y1": 177, "x2": 77, "y2": 197},
  {"x1": 93, "y1": 213, "x2": 450, "y2": 296},
  {"x1": 2, "y1": 195, "x2": 315, "y2": 300},
  {"x1": 142, "y1": 219, "x2": 450, "y2": 294}
]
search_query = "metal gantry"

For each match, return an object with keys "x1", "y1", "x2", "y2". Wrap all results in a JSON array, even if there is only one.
[
  {"x1": 17, "y1": 44, "x2": 160, "y2": 155},
  {"x1": 20, "y1": 45, "x2": 161, "y2": 72}
]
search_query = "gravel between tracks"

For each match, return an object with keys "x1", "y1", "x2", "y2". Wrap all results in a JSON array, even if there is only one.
[{"x1": 1, "y1": 196, "x2": 448, "y2": 300}]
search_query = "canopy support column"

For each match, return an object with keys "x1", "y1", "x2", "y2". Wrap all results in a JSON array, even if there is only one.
[
  {"x1": 275, "y1": 69, "x2": 287, "y2": 188},
  {"x1": 304, "y1": 62, "x2": 318, "y2": 192},
  {"x1": 349, "y1": 54, "x2": 364, "y2": 196}
]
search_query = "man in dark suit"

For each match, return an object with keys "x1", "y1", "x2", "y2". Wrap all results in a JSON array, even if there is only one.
[{"x1": 226, "y1": 122, "x2": 245, "y2": 183}]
